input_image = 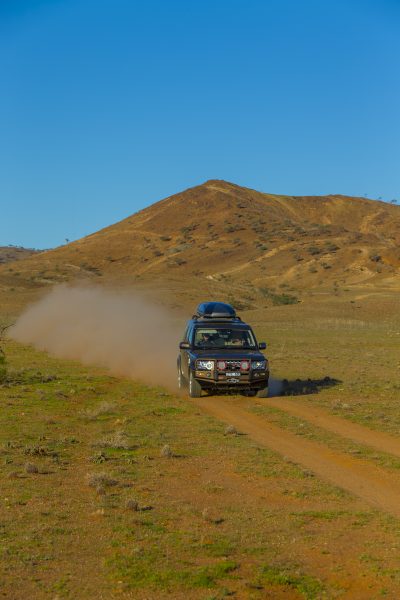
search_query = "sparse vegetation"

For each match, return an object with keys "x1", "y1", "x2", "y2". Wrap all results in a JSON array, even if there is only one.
[
  {"x1": 86, "y1": 472, "x2": 119, "y2": 488},
  {"x1": 259, "y1": 287, "x2": 299, "y2": 305},
  {"x1": 1, "y1": 313, "x2": 400, "y2": 598},
  {"x1": 259, "y1": 565, "x2": 325, "y2": 598},
  {"x1": 308, "y1": 245, "x2": 321, "y2": 256}
]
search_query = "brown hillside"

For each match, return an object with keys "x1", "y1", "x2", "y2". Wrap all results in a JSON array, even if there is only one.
[
  {"x1": 0, "y1": 246, "x2": 42, "y2": 265},
  {"x1": 1, "y1": 180, "x2": 399, "y2": 308}
]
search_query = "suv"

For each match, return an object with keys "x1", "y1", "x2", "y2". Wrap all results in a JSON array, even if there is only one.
[{"x1": 177, "y1": 302, "x2": 269, "y2": 398}]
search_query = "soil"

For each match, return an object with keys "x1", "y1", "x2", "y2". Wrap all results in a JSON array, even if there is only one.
[{"x1": 196, "y1": 396, "x2": 400, "y2": 519}]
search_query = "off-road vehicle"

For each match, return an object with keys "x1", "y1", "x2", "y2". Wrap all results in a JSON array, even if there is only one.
[{"x1": 177, "y1": 302, "x2": 269, "y2": 398}]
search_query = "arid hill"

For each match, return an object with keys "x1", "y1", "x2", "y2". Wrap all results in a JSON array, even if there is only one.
[
  {"x1": 0, "y1": 246, "x2": 42, "y2": 265},
  {"x1": 1, "y1": 180, "x2": 399, "y2": 308}
]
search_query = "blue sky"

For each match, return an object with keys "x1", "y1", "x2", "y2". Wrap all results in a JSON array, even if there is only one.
[{"x1": 1, "y1": 0, "x2": 399, "y2": 248}]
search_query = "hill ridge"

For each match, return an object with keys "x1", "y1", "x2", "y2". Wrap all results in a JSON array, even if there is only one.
[{"x1": 1, "y1": 181, "x2": 399, "y2": 303}]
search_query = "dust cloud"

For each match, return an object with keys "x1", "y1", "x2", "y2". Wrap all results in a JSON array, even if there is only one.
[{"x1": 10, "y1": 285, "x2": 180, "y2": 389}]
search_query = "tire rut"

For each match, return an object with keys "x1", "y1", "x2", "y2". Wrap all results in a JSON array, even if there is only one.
[
  {"x1": 196, "y1": 396, "x2": 400, "y2": 518},
  {"x1": 262, "y1": 397, "x2": 400, "y2": 458}
]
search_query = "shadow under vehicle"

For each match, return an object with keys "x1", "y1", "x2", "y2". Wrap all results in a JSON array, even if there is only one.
[{"x1": 177, "y1": 302, "x2": 269, "y2": 398}]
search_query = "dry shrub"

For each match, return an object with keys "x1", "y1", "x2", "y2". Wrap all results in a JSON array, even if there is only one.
[
  {"x1": 126, "y1": 499, "x2": 139, "y2": 511},
  {"x1": 224, "y1": 425, "x2": 238, "y2": 436},
  {"x1": 160, "y1": 444, "x2": 173, "y2": 458},
  {"x1": 96, "y1": 430, "x2": 132, "y2": 450},
  {"x1": 82, "y1": 401, "x2": 116, "y2": 420},
  {"x1": 86, "y1": 472, "x2": 118, "y2": 488},
  {"x1": 25, "y1": 462, "x2": 39, "y2": 474}
]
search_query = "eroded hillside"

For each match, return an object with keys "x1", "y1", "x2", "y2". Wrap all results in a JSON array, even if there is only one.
[{"x1": 1, "y1": 180, "x2": 399, "y2": 310}]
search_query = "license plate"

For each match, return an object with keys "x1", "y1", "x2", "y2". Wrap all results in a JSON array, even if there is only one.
[{"x1": 226, "y1": 372, "x2": 240, "y2": 377}]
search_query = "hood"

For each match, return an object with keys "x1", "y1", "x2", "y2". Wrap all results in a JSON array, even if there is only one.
[{"x1": 193, "y1": 348, "x2": 266, "y2": 360}]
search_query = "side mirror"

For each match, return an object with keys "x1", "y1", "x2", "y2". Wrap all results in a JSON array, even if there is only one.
[
  {"x1": 258, "y1": 342, "x2": 267, "y2": 350},
  {"x1": 179, "y1": 342, "x2": 190, "y2": 350}
]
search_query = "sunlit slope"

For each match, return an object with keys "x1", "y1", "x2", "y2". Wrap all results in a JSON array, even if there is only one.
[{"x1": 1, "y1": 180, "x2": 399, "y2": 294}]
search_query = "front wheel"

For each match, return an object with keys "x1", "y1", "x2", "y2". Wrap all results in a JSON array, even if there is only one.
[
  {"x1": 256, "y1": 386, "x2": 269, "y2": 398},
  {"x1": 189, "y1": 372, "x2": 202, "y2": 398},
  {"x1": 177, "y1": 363, "x2": 186, "y2": 390}
]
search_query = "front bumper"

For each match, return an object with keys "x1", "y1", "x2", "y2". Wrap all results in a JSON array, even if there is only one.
[{"x1": 194, "y1": 369, "x2": 269, "y2": 390}]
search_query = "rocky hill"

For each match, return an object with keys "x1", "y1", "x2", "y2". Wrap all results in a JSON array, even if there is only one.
[{"x1": 1, "y1": 180, "x2": 399, "y2": 308}]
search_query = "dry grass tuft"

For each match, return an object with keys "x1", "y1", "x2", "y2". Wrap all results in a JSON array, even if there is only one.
[
  {"x1": 125, "y1": 499, "x2": 139, "y2": 511},
  {"x1": 23, "y1": 444, "x2": 56, "y2": 457},
  {"x1": 86, "y1": 472, "x2": 118, "y2": 488},
  {"x1": 160, "y1": 444, "x2": 173, "y2": 458},
  {"x1": 96, "y1": 430, "x2": 132, "y2": 450},
  {"x1": 224, "y1": 425, "x2": 238, "y2": 436},
  {"x1": 201, "y1": 507, "x2": 224, "y2": 524},
  {"x1": 25, "y1": 462, "x2": 39, "y2": 474},
  {"x1": 90, "y1": 451, "x2": 107, "y2": 463},
  {"x1": 82, "y1": 401, "x2": 116, "y2": 420}
]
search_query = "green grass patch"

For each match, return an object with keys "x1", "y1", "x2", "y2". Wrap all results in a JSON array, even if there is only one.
[{"x1": 259, "y1": 565, "x2": 325, "y2": 599}]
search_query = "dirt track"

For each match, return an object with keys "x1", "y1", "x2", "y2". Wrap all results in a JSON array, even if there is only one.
[
  {"x1": 196, "y1": 396, "x2": 400, "y2": 518},
  {"x1": 263, "y1": 397, "x2": 400, "y2": 458}
]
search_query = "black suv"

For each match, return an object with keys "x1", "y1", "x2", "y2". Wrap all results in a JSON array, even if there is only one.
[{"x1": 177, "y1": 302, "x2": 269, "y2": 398}]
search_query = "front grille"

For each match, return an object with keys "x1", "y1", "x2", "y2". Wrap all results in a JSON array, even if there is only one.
[
  {"x1": 218, "y1": 360, "x2": 250, "y2": 371},
  {"x1": 225, "y1": 360, "x2": 242, "y2": 370}
]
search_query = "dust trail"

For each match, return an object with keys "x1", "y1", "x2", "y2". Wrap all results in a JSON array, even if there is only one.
[{"x1": 10, "y1": 285, "x2": 180, "y2": 389}]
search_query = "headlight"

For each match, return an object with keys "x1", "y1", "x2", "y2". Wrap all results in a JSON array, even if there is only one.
[
  {"x1": 251, "y1": 360, "x2": 267, "y2": 370},
  {"x1": 197, "y1": 360, "x2": 214, "y2": 370}
]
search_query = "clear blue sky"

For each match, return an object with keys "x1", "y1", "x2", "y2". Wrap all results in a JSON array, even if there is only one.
[{"x1": 1, "y1": 0, "x2": 399, "y2": 248}]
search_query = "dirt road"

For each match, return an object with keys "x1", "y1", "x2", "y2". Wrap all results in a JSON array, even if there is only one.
[
  {"x1": 263, "y1": 396, "x2": 400, "y2": 458},
  {"x1": 196, "y1": 396, "x2": 400, "y2": 518}
]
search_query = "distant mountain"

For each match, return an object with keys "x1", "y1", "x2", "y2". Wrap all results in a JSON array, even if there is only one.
[
  {"x1": 1, "y1": 180, "x2": 399, "y2": 303},
  {"x1": 0, "y1": 246, "x2": 42, "y2": 265}
]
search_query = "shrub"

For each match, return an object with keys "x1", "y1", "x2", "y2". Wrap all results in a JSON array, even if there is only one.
[
  {"x1": 96, "y1": 431, "x2": 132, "y2": 450},
  {"x1": 86, "y1": 472, "x2": 118, "y2": 487},
  {"x1": 272, "y1": 293, "x2": 299, "y2": 305},
  {"x1": 370, "y1": 254, "x2": 382, "y2": 263},
  {"x1": 259, "y1": 288, "x2": 299, "y2": 306},
  {"x1": 0, "y1": 352, "x2": 6, "y2": 384},
  {"x1": 325, "y1": 243, "x2": 340, "y2": 253},
  {"x1": 172, "y1": 257, "x2": 186, "y2": 266}
]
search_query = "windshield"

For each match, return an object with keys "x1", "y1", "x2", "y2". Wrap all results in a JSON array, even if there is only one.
[{"x1": 193, "y1": 328, "x2": 256, "y2": 349}]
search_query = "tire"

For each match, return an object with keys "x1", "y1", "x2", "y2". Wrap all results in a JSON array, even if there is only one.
[
  {"x1": 189, "y1": 372, "x2": 202, "y2": 398},
  {"x1": 177, "y1": 362, "x2": 186, "y2": 390},
  {"x1": 256, "y1": 386, "x2": 269, "y2": 398}
]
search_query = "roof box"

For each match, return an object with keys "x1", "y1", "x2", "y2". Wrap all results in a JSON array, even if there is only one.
[{"x1": 196, "y1": 302, "x2": 236, "y2": 319}]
